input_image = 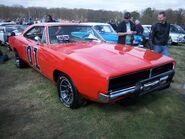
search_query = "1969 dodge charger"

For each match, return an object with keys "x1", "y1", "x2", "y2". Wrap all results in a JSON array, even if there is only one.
[{"x1": 9, "y1": 23, "x2": 176, "y2": 109}]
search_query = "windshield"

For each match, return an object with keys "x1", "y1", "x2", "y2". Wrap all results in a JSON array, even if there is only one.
[
  {"x1": 6, "y1": 27, "x2": 16, "y2": 32},
  {"x1": 175, "y1": 25, "x2": 185, "y2": 34},
  {"x1": 171, "y1": 25, "x2": 185, "y2": 34},
  {"x1": 94, "y1": 25, "x2": 115, "y2": 33},
  {"x1": 48, "y1": 25, "x2": 103, "y2": 44}
]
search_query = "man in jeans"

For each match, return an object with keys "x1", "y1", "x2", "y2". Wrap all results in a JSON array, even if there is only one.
[{"x1": 151, "y1": 11, "x2": 170, "y2": 56}]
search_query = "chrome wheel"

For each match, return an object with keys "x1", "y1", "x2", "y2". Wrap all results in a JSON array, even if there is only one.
[
  {"x1": 15, "y1": 57, "x2": 20, "y2": 67},
  {"x1": 14, "y1": 51, "x2": 27, "y2": 68},
  {"x1": 59, "y1": 76, "x2": 74, "y2": 107},
  {"x1": 57, "y1": 74, "x2": 84, "y2": 109},
  {"x1": 15, "y1": 51, "x2": 21, "y2": 68}
]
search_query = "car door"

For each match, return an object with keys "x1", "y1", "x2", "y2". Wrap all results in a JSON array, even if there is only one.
[{"x1": 23, "y1": 26, "x2": 45, "y2": 71}]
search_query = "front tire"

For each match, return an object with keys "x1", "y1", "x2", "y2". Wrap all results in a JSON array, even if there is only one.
[{"x1": 57, "y1": 74, "x2": 82, "y2": 109}]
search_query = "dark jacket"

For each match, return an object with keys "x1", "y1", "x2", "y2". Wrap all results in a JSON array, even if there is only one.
[
  {"x1": 135, "y1": 24, "x2": 144, "y2": 35},
  {"x1": 117, "y1": 21, "x2": 136, "y2": 44},
  {"x1": 109, "y1": 23, "x2": 118, "y2": 31},
  {"x1": 151, "y1": 22, "x2": 170, "y2": 45}
]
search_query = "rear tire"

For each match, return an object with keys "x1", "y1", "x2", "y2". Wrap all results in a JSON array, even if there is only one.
[
  {"x1": 57, "y1": 74, "x2": 84, "y2": 109},
  {"x1": 14, "y1": 51, "x2": 27, "y2": 68}
]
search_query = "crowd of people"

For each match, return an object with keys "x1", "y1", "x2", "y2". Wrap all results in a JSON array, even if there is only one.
[
  {"x1": 13, "y1": 15, "x2": 57, "y2": 25},
  {"x1": 108, "y1": 11, "x2": 170, "y2": 56}
]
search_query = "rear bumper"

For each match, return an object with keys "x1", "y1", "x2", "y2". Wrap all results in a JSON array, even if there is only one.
[{"x1": 99, "y1": 70, "x2": 175, "y2": 103}]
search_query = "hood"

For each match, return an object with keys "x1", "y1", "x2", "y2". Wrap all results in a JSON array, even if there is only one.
[{"x1": 50, "y1": 42, "x2": 174, "y2": 77}]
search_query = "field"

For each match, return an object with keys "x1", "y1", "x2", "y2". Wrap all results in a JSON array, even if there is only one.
[{"x1": 0, "y1": 45, "x2": 185, "y2": 139}]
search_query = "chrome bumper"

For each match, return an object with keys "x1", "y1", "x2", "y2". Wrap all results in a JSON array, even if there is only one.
[{"x1": 99, "y1": 70, "x2": 175, "y2": 103}]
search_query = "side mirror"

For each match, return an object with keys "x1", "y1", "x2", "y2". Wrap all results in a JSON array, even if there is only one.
[{"x1": 34, "y1": 36, "x2": 41, "y2": 45}]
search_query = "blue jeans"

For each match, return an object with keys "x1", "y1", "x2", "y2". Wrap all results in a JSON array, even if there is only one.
[{"x1": 153, "y1": 45, "x2": 170, "y2": 57}]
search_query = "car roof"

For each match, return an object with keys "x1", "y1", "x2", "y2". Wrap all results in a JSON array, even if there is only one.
[
  {"x1": 5, "y1": 24, "x2": 23, "y2": 27},
  {"x1": 142, "y1": 25, "x2": 152, "y2": 27},
  {"x1": 143, "y1": 26, "x2": 150, "y2": 31},
  {"x1": 22, "y1": 22, "x2": 93, "y2": 34},
  {"x1": 80, "y1": 22, "x2": 110, "y2": 26},
  {"x1": 32, "y1": 22, "x2": 91, "y2": 27},
  {"x1": 0, "y1": 22, "x2": 16, "y2": 26}
]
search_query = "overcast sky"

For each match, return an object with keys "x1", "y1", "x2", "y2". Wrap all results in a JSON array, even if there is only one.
[{"x1": 0, "y1": 0, "x2": 185, "y2": 11}]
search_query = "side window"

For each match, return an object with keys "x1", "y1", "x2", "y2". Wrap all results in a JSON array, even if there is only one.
[
  {"x1": 170, "y1": 25, "x2": 178, "y2": 33},
  {"x1": 24, "y1": 26, "x2": 44, "y2": 41},
  {"x1": 170, "y1": 26, "x2": 174, "y2": 32}
]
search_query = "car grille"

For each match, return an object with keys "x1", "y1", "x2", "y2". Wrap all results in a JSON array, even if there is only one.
[
  {"x1": 109, "y1": 70, "x2": 150, "y2": 91},
  {"x1": 151, "y1": 63, "x2": 173, "y2": 77},
  {"x1": 108, "y1": 63, "x2": 174, "y2": 92}
]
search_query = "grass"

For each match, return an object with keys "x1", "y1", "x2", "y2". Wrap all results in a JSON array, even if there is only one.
[{"x1": 0, "y1": 45, "x2": 185, "y2": 139}]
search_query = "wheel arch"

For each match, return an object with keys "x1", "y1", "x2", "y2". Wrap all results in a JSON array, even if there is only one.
[
  {"x1": 53, "y1": 69, "x2": 81, "y2": 94},
  {"x1": 53, "y1": 69, "x2": 72, "y2": 83}
]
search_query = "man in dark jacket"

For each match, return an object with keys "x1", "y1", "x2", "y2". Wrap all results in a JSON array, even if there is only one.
[
  {"x1": 151, "y1": 11, "x2": 170, "y2": 56},
  {"x1": 117, "y1": 12, "x2": 136, "y2": 45}
]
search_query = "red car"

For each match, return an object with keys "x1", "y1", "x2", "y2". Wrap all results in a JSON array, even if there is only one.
[{"x1": 9, "y1": 23, "x2": 176, "y2": 109}]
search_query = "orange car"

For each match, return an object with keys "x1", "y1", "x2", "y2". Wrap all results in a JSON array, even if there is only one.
[{"x1": 9, "y1": 23, "x2": 176, "y2": 109}]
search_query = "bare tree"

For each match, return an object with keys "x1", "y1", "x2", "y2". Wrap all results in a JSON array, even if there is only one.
[{"x1": 0, "y1": 5, "x2": 185, "y2": 25}]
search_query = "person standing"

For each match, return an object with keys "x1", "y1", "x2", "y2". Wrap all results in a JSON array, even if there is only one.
[
  {"x1": 135, "y1": 19, "x2": 144, "y2": 35},
  {"x1": 117, "y1": 12, "x2": 136, "y2": 45},
  {"x1": 151, "y1": 11, "x2": 170, "y2": 56},
  {"x1": 44, "y1": 15, "x2": 55, "y2": 22},
  {"x1": 27, "y1": 17, "x2": 33, "y2": 25},
  {"x1": 109, "y1": 19, "x2": 118, "y2": 31},
  {"x1": 134, "y1": 19, "x2": 144, "y2": 46}
]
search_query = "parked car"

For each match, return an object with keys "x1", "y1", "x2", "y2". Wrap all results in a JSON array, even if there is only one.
[
  {"x1": 142, "y1": 26, "x2": 151, "y2": 48},
  {"x1": 142, "y1": 25, "x2": 152, "y2": 31},
  {"x1": 0, "y1": 23, "x2": 26, "y2": 46},
  {"x1": 143, "y1": 24, "x2": 185, "y2": 44},
  {"x1": 0, "y1": 22, "x2": 16, "y2": 26},
  {"x1": 142, "y1": 26, "x2": 150, "y2": 40},
  {"x1": 170, "y1": 24, "x2": 185, "y2": 44},
  {"x1": 9, "y1": 23, "x2": 176, "y2": 109},
  {"x1": 81, "y1": 22, "x2": 118, "y2": 42},
  {"x1": 0, "y1": 22, "x2": 16, "y2": 44},
  {"x1": 6, "y1": 25, "x2": 27, "y2": 44},
  {"x1": 179, "y1": 24, "x2": 185, "y2": 31}
]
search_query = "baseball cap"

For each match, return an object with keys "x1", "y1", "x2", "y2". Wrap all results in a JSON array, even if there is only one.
[{"x1": 124, "y1": 12, "x2": 131, "y2": 19}]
